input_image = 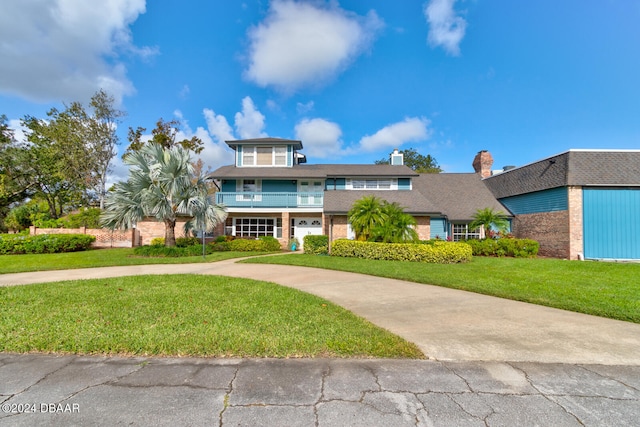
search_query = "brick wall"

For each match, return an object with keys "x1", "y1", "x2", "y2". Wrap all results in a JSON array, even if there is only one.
[
  {"x1": 136, "y1": 217, "x2": 191, "y2": 246},
  {"x1": 30, "y1": 226, "x2": 137, "y2": 248},
  {"x1": 415, "y1": 216, "x2": 430, "y2": 240},
  {"x1": 512, "y1": 211, "x2": 570, "y2": 258},
  {"x1": 567, "y1": 186, "x2": 584, "y2": 260}
]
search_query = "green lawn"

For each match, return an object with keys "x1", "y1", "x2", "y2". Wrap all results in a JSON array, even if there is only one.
[
  {"x1": 0, "y1": 248, "x2": 268, "y2": 274},
  {"x1": 242, "y1": 254, "x2": 640, "y2": 323},
  {"x1": 0, "y1": 274, "x2": 422, "y2": 358}
]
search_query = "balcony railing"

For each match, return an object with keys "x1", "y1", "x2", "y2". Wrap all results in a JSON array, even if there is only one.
[{"x1": 216, "y1": 192, "x2": 324, "y2": 208}]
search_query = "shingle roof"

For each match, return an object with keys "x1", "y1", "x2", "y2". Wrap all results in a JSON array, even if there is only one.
[
  {"x1": 413, "y1": 173, "x2": 511, "y2": 220},
  {"x1": 225, "y1": 137, "x2": 303, "y2": 150},
  {"x1": 209, "y1": 164, "x2": 418, "y2": 179},
  {"x1": 484, "y1": 150, "x2": 640, "y2": 198},
  {"x1": 323, "y1": 190, "x2": 440, "y2": 215}
]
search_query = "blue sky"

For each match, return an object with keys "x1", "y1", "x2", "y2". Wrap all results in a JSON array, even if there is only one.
[{"x1": 1, "y1": 0, "x2": 639, "y2": 181}]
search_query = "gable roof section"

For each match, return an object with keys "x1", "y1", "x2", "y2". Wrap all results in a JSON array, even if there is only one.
[
  {"x1": 323, "y1": 190, "x2": 439, "y2": 215},
  {"x1": 225, "y1": 137, "x2": 303, "y2": 150},
  {"x1": 413, "y1": 173, "x2": 511, "y2": 220},
  {"x1": 484, "y1": 150, "x2": 640, "y2": 199},
  {"x1": 209, "y1": 164, "x2": 418, "y2": 180}
]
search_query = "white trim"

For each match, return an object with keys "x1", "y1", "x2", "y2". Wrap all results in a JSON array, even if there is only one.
[{"x1": 225, "y1": 207, "x2": 324, "y2": 213}]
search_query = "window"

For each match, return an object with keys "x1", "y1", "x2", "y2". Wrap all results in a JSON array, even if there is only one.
[
  {"x1": 236, "y1": 179, "x2": 262, "y2": 201},
  {"x1": 274, "y1": 146, "x2": 287, "y2": 166},
  {"x1": 240, "y1": 145, "x2": 288, "y2": 167},
  {"x1": 346, "y1": 178, "x2": 397, "y2": 190},
  {"x1": 452, "y1": 224, "x2": 480, "y2": 241},
  {"x1": 234, "y1": 218, "x2": 282, "y2": 238}
]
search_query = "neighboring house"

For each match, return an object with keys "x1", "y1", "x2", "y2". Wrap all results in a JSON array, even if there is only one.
[
  {"x1": 209, "y1": 138, "x2": 507, "y2": 249},
  {"x1": 482, "y1": 149, "x2": 640, "y2": 261}
]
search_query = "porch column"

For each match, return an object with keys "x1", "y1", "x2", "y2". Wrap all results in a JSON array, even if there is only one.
[{"x1": 281, "y1": 212, "x2": 290, "y2": 244}]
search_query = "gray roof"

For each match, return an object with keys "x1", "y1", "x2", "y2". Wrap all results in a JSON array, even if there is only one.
[
  {"x1": 209, "y1": 164, "x2": 418, "y2": 180},
  {"x1": 225, "y1": 137, "x2": 303, "y2": 150},
  {"x1": 484, "y1": 150, "x2": 640, "y2": 199},
  {"x1": 413, "y1": 173, "x2": 511, "y2": 220},
  {"x1": 323, "y1": 190, "x2": 440, "y2": 215}
]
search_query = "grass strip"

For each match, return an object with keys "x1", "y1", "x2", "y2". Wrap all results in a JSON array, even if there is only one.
[
  {"x1": 242, "y1": 255, "x2": 640, "y2": 323},
  {"x1": 0, "y1": 274, "x2": 423, "y2": 359},
  {"x1": 0, "y1": 248, "x2": 268, "y2": 274}
]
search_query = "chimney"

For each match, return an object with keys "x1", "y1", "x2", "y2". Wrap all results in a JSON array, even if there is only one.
[
  {"x1": 390, "y1": 148, "x2": 404, "y2": 166},
  {"x1": 472, "y1": 150, "x2": 494, "y2": 178}
]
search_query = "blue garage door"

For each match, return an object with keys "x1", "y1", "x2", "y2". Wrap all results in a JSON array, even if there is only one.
[{"x1": 583, "y1": 188, "x2": 640, "y2": 260}]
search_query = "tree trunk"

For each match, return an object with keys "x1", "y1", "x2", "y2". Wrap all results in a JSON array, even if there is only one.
[{"x1": 164, "y1": 218, "x2": 177, "y2": 247}]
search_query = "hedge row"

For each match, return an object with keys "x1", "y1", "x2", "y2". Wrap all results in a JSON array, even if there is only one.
[
  {"x1": 303, "y1": 235, "x2": 329, "y2": 255},
  {"x1": 463, "y1": 238, "x2": 539, "y2": 258},
  {"x1": 0, "y1": 234, "x2": 96, "y2": 255},
  {"x1": 134, "y1": 236, "x2": 283, "y2": 257},
  {"x1": 331, "y1": 239, "x2": 472, "y2": 264}
]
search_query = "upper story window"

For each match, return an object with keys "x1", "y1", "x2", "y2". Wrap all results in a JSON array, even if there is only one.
[
  {"x1": 346, "y1": 178, "x2": 397, "y2": 190},
  {"x1": 241, "y1": 145, "x2": 288, "y2": 167}
]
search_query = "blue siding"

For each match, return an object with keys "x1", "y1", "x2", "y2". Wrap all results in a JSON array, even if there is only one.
[
  {"x1": 398, "y1": 178, "x2": 411, "y2": 190},
  {"x1": 583, "y1": 188, "x2": 640, "y2": 260},
  {"x1": 221, "y1": 180, "x2": 236, "y2": 192},
  {"x1": 430, "y1": 218, "x2": 448, "y2": 239},
  {"x1": 262, "y1": 180, "x2": 297, "y2": 192},
  {"x1": 499, "y1": 187, "x2": 568, "y2": 214}
]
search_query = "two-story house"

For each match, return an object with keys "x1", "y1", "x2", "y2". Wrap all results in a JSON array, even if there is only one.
[{"x1": 209, "y1": 138, "x2": 507, "y2": 248}]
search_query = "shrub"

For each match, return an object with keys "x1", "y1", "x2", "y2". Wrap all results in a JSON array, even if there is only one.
[
  {"x1": 176, "y1": 236, "x2": 200, "y2": 247},
  {"x1": 304, "y1": 235, "x2": 329, "y2": 255},
  {"x1": 150, "y1": 237, "x2": 165, "y2": 246},
  {"x1": 331, "y1": 239, "x2": 472, "y2": 264},
  {"x1": 133, "y1": 244, "x2": 213, "y2": 257},
  {"x1": 464, "y1": 238, "x2": 539, "y2": 258},
  {"x1": 0, "y1": 234, "x2": 95, "y2": 255},
  {"x1": 208, "y1": 236, "x2": 282, "y2": 252}
]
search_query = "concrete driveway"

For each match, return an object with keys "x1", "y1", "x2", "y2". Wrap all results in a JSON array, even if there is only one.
[{"x1": 1, "y1": 256, "x2": 639, "y2": 365}]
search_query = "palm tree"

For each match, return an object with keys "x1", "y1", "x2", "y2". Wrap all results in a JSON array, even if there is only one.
[
  {"x1": 468, "y1": 207, "x2": 509, "y2": 238},
  {"x1": 371, "y1": 202, "x2": 419, "y2": 243},
  {"x1": 100, "y1": 143, "x2": 226, "y2": 246},
  {"x1": 348, "y1": 195, "x2": 385, "y2": 241}
]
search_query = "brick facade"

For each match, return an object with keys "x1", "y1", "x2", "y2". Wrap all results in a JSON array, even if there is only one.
[
  {"x1": 567, "y1": 186, "x2": 584, "y2": 260},
  {"x1": 512, "y1": 211, "x2": 570, "y2": 258},
  {"x1": 136, "y1": 217, "x2": 191, "y2": 246}
]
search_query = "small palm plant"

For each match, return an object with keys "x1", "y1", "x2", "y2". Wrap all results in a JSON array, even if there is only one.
[
  {"x1": 469, "y1": 207, "x2": 510, "y2": 239},
  {"x1": 371, "y1": 202, "x2": 419, "y2": 243},
  {"x1": 348, "y1": 195, "x2": 386, "y2": 241}
]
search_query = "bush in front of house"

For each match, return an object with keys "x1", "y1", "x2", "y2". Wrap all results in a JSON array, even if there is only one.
[
  {"x1": 133, "y1": 244, "x2": 212, "y2": 257},
  {"x1": 464, "y1": 238, "x2": 539, "y2": 258},
  {"x1": 0, "y1": 234, "x2": 96, "y2": 255},
  {"x1": 208, "y1": 236, "x2": 282, "y2": 253},
  {"x1": 304, "y1": 235, "x2": 329, "y2": 255},
  {"x1": 331, "y1": 239, "x2": 472, "y2": 264}
]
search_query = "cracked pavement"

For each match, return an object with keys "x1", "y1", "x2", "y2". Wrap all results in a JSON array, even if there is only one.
[
  {"x1": 1, "y1": 355, "x2": 639, "y2": 426},
  {"x1": 2, "y1": 259, "x2": 640, "y2": 425}
]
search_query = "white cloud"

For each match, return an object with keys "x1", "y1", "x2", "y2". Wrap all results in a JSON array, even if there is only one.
[
  {"x1": 234, "y1": 96, "x2": 267, "y2": 139},
  {"x1": 244, "y1": 0, "x2": 383, "y2": 93},
  {"x1": 424, "y1": 0, "x2": 467, "y2": 56},
  {"x1": 296, "y1": 101, "x2": 315, "y2": 115},
  {"x1": 358, "y1": 117, "x2": 431, "y2": 152},
  {"x1": 294, "y1": 118, "x2": 344, "y2": 158},
  {"x1": 203, "y1": 109, "x2": 235, "y2": 144},
  {"x1": 0, "y1": 0, "x2": 153, "y2": 104}
]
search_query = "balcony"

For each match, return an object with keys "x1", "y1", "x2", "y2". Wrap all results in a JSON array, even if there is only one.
[{"x1": 216, "y1": 192, "x2": 324, "y2": 208}]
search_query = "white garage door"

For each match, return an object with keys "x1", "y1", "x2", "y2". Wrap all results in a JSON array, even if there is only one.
[{"x1": 293, "y1": 218, "x2": 322, "y2": 248}]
